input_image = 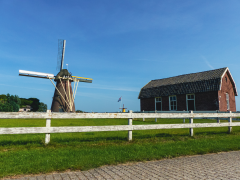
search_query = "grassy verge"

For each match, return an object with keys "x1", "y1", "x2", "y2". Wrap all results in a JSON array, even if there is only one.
[{"x1": 1, "y1": 118, "x2": 240, "y2": 178}]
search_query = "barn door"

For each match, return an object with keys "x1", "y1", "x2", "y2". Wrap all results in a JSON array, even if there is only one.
[{"x1": 187, "y1": 94, "x2": 195, "y2": 111}]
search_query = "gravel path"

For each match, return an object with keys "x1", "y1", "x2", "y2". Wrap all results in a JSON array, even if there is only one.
[{"x1": 3, "y1": 151, "x2": 240, "y2": 180}]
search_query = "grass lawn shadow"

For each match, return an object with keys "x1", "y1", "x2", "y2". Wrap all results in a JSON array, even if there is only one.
[{"x1": 0, "y1": 139, "x2": 44, "y2": 147}]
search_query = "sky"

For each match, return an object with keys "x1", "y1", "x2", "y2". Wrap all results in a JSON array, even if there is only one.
[{"x1": 0, "y1": 0, "x2": 240, "y2": 112}]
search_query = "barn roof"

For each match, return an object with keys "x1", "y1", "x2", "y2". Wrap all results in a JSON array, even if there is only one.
[{"x1": 138, "y1": 67, "x2": 237, "y2": 99}]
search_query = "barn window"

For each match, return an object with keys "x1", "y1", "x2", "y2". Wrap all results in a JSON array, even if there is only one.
[
  {"x1": 225, "y1": 77, "x2": 227, "y2": 82},
  {"x1": 155, "y1": 97, "x2": 162, "y2": 111},
  {"x1": 169, "y1": 95, "x2": 177, "y2": 110},
  {"x1": 226, "y1": 93, "x2": 230, "y2": 110},
  {"x1": 186, "y1": 94, "x2": 195, "y2": 111}
]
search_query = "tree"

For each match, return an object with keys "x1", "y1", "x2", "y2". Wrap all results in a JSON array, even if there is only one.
[
  {"x1": 0, "y1": 94, "x2": 21, "y2": 112},
  {"x1": 28, "y1": 98, "x2": 40, "y2": 112},
  {"x1": 20, "y1": 97, "x2": 45, "y2": 112},
  {"x1": 7, "y1": 94, "x2": 21, "y2": 112},
  {"x1": 0, "y1": 94, "x2": 7, "y2": 111},
  {"x1": 19, "y1": 98, "x2": 33, "y2": 108},
  {"x1": 0, "y1": 94, "x2": 47, "y2": 112},
  {"x1": 0, "y1": 94, "x2": 7, "y2": 102},
  {"x1": 0, "y1": 101, "x2": 4, "y2": 111},
  {"x1": 76, "y1": 110, "x2": 84, "y2": 113},
  {"x1": 37, "y1": 102, "x2": 47, "y2": 112}
]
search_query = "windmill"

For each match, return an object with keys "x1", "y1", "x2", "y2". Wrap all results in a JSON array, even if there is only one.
[
  {"x1": 119, "y1": 104, "x2": 127, "y2": 112},
  {"x1": 19, "y1": 39, "x2": 92, "y2": 112}
]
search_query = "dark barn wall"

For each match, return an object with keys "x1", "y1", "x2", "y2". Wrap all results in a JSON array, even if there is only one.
[
  {"x1": 195, "y1": 91, "x2": 219, "y2": 111},
  {"x1": 140, "y1": 98, "x2": 155, "y2": 111},
  {"x1": 140, "y1": 95, "x2": 186, "y2": 111},
  {"x1": 140, "y1": 92, "x2": 221, "y2": 111},
  {"x1": 161, "y1": 94, "x2": 186, "y2": 111},
  {"x1": 218, "y1": 72, "x2": 236, "y2": 112},
  {"x1": 176, "y1": 94, "x2": 186, "y2": 111},
  {"x1": 162, "y1": 96, "x2": 169, "y2": 111},
  {"x1": 161, "y1": 93, "x2": 218, "y2": 111}
]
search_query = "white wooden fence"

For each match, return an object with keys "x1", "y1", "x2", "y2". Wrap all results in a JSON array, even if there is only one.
[{"x1": 0, "y1": 110, "x2": 240, "y2": 144}]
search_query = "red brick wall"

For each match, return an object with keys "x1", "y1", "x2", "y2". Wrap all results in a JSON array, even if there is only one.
[{"x1": 218, "y1": 72, "x2": 236, "y2": 112}]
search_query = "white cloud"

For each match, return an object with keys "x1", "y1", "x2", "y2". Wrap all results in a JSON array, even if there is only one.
[{"x1": 202, "y1": 56, "x2": 214, "y2": 69}]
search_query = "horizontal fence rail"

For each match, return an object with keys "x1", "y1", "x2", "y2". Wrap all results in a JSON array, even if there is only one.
[
  {"x1": 1, "y1": 123, "x2": 240, "y2": 135},
  {"x1": 1, "y1": 111, "x2": 240, "y2": 119},
  {"x1": 0, "y1": 110, "x2": 240, "y2": 144}
]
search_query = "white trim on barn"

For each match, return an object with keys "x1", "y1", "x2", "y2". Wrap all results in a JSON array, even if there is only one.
[
  {"x1": 186, "y1": 94, "x2": 195, "y2": 111},
  {"x1": 155, "y1": 97, "x2": 162, "y2": 111},
  {"x1": 219, "y1": 67, "x2": 238, "y2": 96},
  {"x1": 226, "y1": 93, "x2": 230, "y2": 110},
  {"x1": 169, "y1": 95, "x2": 177, "y2": 111}
]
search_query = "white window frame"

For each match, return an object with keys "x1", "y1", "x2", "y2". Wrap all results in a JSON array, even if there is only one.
[
  {"x1": 169, "y1": 95, "x2": 177, "y2": 111},
  {"x1": 186, "y1": 94, "x2": 195, "y2": 111},
  {"x1": 155, "y1": 97, "x2": 162, "y2": 111},
  {"x1": 226, "y1": 93, "x2": 230, "y2": 110}
]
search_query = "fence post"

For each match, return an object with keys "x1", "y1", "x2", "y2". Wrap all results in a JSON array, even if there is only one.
[
  {"x1": 128, "y1": 110, "x2": 133, "y2": 141},
  {"x1": 143, "y1": 110, "x2": 145, "y2": 121},
  {"x1": 183, "y1": 110, "x2": 185, "y2": 123},
  {"x1": 189, "y1": 110, "x2": 193, "y2": 136},
  {"x1": 155, "y1": 110, "x2": 157, "y2": 122},
  {"x1": 228, "y1": 111, "x2": 232, "y2": 133},
  {"x1": 217, "y1": 110, "x2": 220, "y2": 123},
  {"x1": 45, "y1": 110, "x2": 51, "y2": 144}
]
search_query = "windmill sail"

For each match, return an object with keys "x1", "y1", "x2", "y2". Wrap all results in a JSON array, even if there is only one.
[
  {"x1": 19, "y1": 70, "x2": 55, "y2": 79},
  {"x1": 57, "y1": 39, "x2": 66, "y2": 72}
]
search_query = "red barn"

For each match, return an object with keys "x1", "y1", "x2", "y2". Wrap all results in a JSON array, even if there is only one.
[{"x1": 138, "y1": 67, "x2": 237, "y2": 112}]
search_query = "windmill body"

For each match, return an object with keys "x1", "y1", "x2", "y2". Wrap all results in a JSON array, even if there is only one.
[
  {"x1": 51, "y1": 69, "x2": 75, "y2": 112},
  {"x1": 19, "y1": 40, "x2": 92, "y2": 112}
]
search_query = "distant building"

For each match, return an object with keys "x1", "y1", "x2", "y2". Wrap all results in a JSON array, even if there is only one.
[
  {"x1": 19, "y1": 105, "x2": 31, "y2": 112},
  {"x1": 138, "y1": 67, "x2": 237, "y2": 112}
]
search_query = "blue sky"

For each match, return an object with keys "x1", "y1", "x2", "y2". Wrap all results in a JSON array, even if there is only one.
[{"x1": 0, "y1": 0, "x2": 240, "y2": 112}]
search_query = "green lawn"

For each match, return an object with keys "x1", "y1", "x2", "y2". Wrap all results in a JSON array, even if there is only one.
[{"x1": 1, "y1": 118, "x2": 240, "y2": 178}]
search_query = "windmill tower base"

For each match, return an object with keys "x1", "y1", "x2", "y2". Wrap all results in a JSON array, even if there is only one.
[{"x1": 51, "y1": 79, "x2": 76, "y2": 112}]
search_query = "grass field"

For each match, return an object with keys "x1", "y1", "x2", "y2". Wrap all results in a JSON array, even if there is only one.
[{"x1": 1, "y1": 118, "x2": 240, "y2": 178}]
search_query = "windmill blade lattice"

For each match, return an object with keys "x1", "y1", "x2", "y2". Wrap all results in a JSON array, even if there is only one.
[{"x1": 56, "y1": 39, "x2": 66, "y2": 71}]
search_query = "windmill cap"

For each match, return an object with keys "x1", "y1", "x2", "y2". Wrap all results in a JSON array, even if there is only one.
[{"x1": 55, "y1": 69, "x2": 72, "y2": 81}]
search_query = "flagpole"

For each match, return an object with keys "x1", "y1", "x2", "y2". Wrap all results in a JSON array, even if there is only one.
[
  {"x1": 119, "y1": 97, "x2": 121, "y2": 110},
  {"x1": 121, "y1": 96, "x2": 122, "y2": 109},
  {"x1": 118, "y1": 96, "x2": 122, "y2": 112}
]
